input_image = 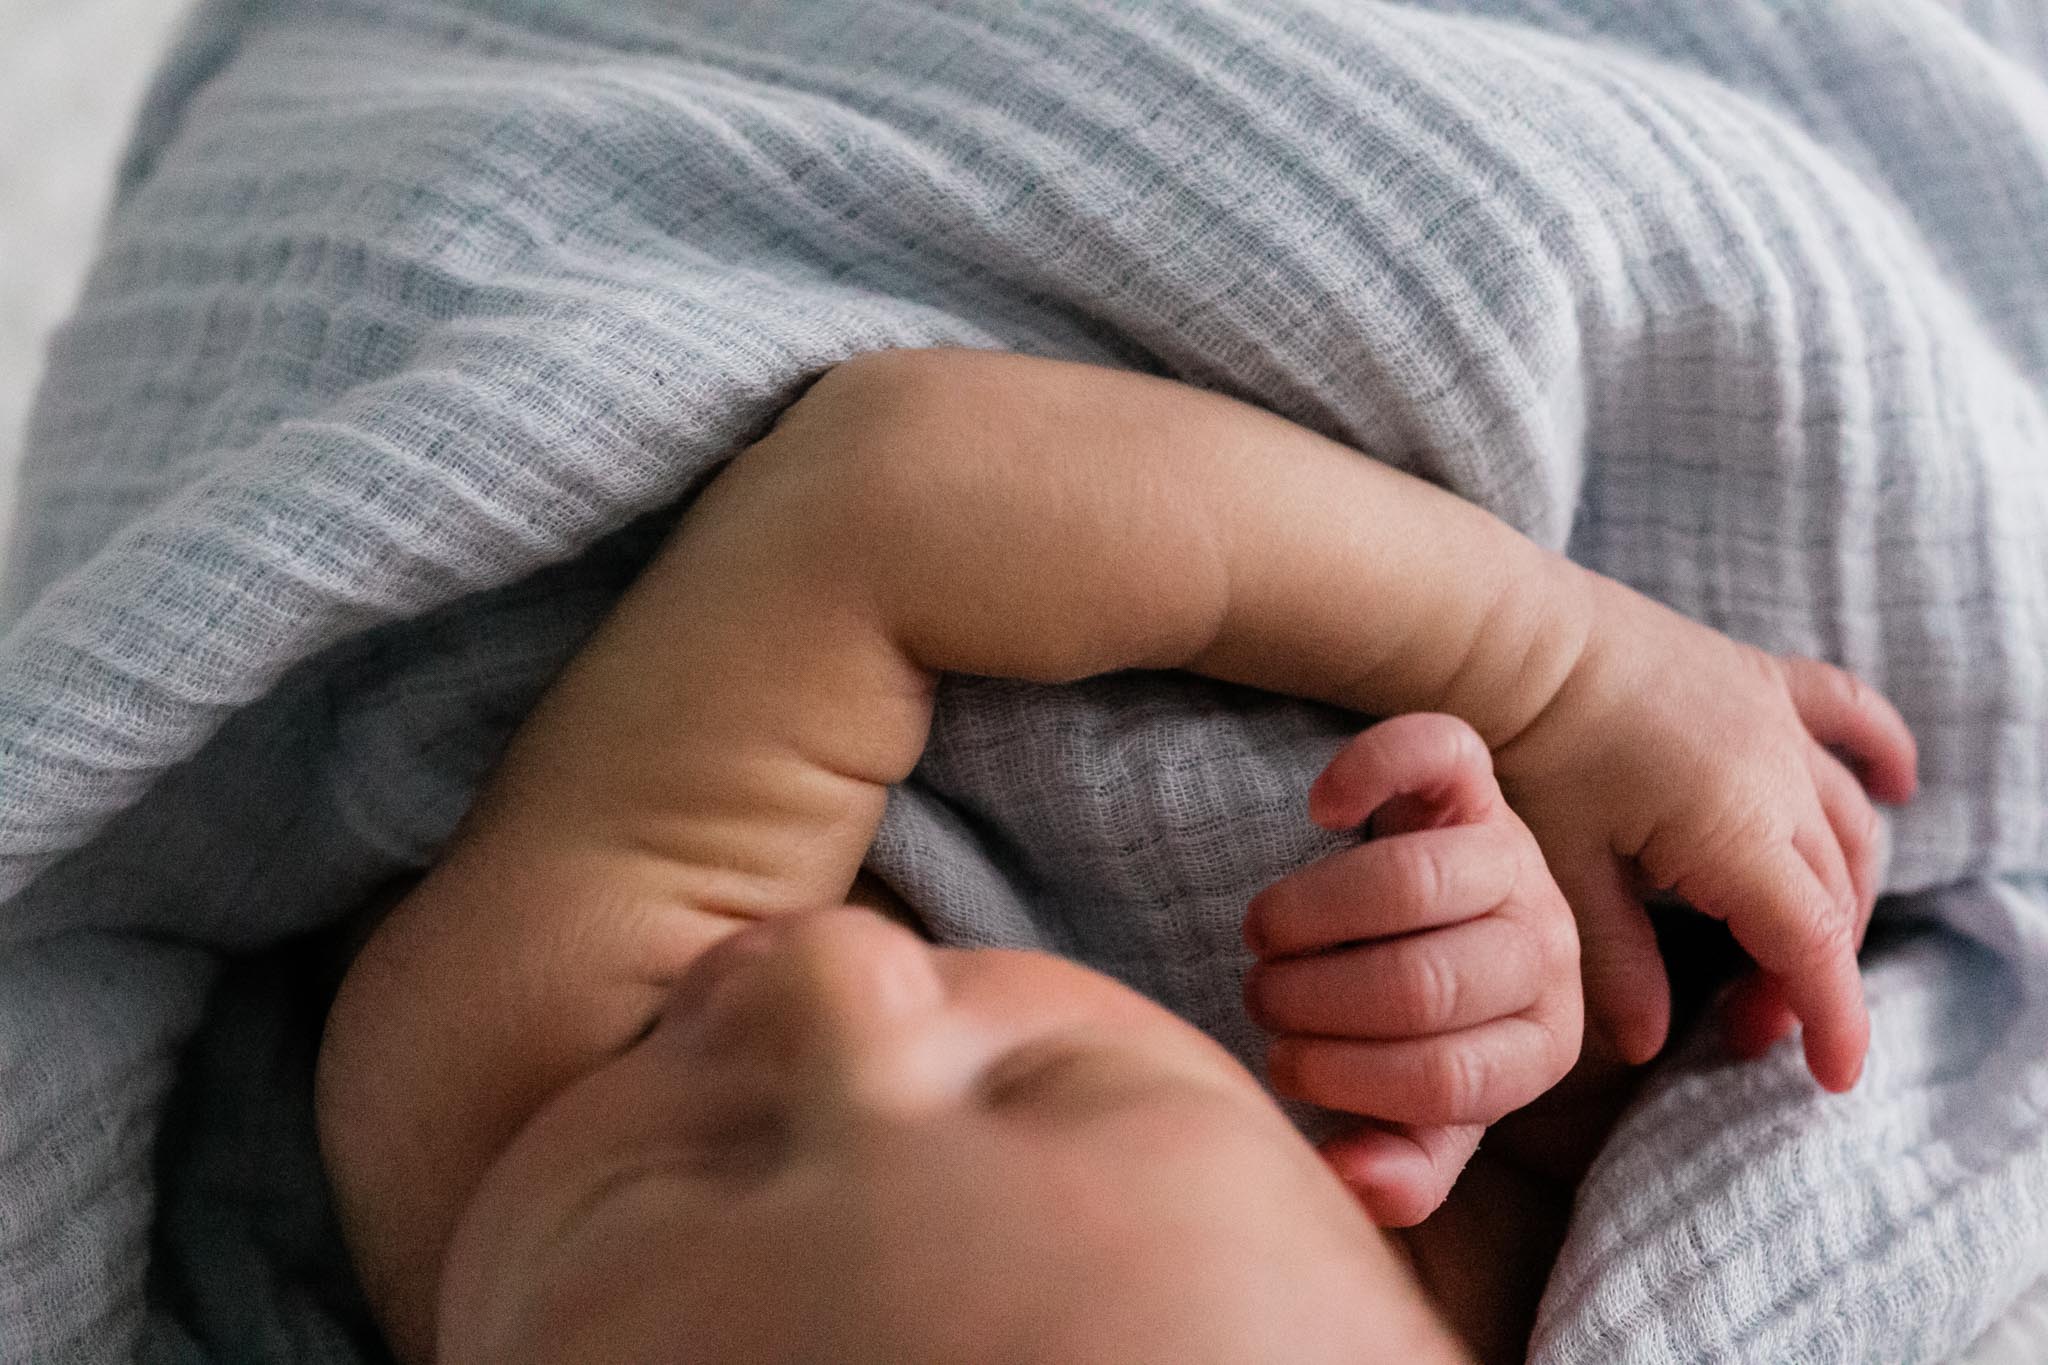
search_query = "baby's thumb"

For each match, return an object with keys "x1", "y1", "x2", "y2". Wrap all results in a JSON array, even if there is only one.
[
  {"x1": 1319, "y1": 1121, "x2": 1485, "y2": 1228},
  {"x1": 1564, "y1": 858, "x2": 1671, "y2": 1066}
]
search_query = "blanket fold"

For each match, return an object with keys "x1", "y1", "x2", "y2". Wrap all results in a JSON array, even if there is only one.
[{"x1": 3, "y1": 1, "x2": 2045, "y2": 1359}]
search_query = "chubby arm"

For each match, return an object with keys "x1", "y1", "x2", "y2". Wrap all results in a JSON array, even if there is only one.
[
  {"x1": 320, "y1": 347, "x2": 1592, "y2": 1356},
  {"x1": 512, "y1": 347, "x2": 1593, "y2": 920},
  {"x1": 682, "y1": 348, "x2": 1913, "y2": 1089}
]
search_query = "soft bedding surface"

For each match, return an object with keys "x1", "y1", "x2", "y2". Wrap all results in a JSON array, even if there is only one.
[
  {"x1": 0, "y1": 0, "x2": 185, "y2": 573},
  {"x1": 3, "y1": 1, "x2": 2047, "y2": 1360}
]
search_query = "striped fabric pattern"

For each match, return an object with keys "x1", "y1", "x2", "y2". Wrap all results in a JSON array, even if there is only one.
[{"x1": 1, "y1": 1, "x2": 2044, "y2": 1359}]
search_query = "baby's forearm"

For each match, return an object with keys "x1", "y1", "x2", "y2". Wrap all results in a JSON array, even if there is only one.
[
  {"x1": 504, "y1": 348, "x2": 1594, "y2": 913},
  {"x1": 785, "y1": 348, "x2": 1589, "y2": 738},
  {"x1": 320, "y1": 348, "x2": 1595, "y2": 1351}
]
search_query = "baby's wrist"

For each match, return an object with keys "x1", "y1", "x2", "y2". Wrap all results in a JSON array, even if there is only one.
[{"x1": 1442, "y1": 541, "x2": 1600, "y2": 752}]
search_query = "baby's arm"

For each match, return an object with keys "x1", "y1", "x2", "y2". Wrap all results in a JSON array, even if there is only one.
[
  {"x1": 592, "y1": 344, "x2": 1913, "y2": 1087},
  {"x1": 321, "y1": 346, "x2": 1597, "y2": 1349},
  {"x1": 475, "y1": 345, "x2": 1601, "y2": 919},
  {"x1": 321, "y1": 345, "x2": 1908, "y2": 1352}
]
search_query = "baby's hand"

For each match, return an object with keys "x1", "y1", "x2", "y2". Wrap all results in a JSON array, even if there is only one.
[
  {"x1": 1492, "y1": 571, "x2": 1920, "y2": 1093},
  {"x1": 1243, "y1": 713, "x2": 1583, "y2": 1228}
]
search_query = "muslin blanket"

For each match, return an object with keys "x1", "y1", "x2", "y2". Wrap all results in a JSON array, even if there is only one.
[{"x1": 4, "y1": 0, "x2": 2047, "y2": 1360}]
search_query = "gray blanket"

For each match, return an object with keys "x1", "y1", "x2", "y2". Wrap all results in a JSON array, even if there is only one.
[{"x1": 3, "y1": 1, "x2": 2046, "y2": 1359}]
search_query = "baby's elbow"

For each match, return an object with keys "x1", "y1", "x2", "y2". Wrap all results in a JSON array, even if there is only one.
[{"x1": 748, "y1": 345, "x2": 1021, "y2": 578}]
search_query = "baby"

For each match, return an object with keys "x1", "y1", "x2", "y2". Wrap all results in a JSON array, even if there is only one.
[{"x1": 316, "y1": 347, "x2": 1917, "y2": 1361}]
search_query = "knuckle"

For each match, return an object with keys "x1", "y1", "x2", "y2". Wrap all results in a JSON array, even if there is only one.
[
  {"x1": 1510, "y1": 908, "x2": 1577, "y2": 1002},
  {"x1": 1498, "y1": 904, "x2": 1546, "y2": 971},
  {"x1": 1400, "y1": 948, "x2": 1459, "y2": 1031},
  {"x1": 1536, "y1": 897, "x2": 1581, "y2": 973},
  {"x1": 1427, "y1": 1042, "x2": 1487, "y2": 1119},
  {"x1": 1734, "y1": 641, "x2": 1784, "y2": 690},
  {"x1": 1539, "y1": 1006, "x2": 1583, "y2": 1086},
  {"x1": 1800, "y1": 905, "x2": 1857, "y2": 971},
  {"x1": 1668, "y1": 816, "x2": 1774, "y2": 904},
  {"x1": 1386, "y1": 839, "x2": 1446, "y2": 914}
]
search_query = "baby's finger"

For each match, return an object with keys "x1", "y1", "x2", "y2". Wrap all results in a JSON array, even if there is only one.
[
  {"x1": 1559, "y1": 854, "x2": 1671, "y2": 1066},
  {"x1": 1244, "y1": 822, "x2": 1518, "y2": 958},
  {"x1": 1268, "y1": 1013, "x2": 1573, "y2": 1127},
  {"x1": 1675, "y1": 844, "x2": 1868, "y2": 1092},
  {"x1": 1791, "y1": 815, "x2": 1856, "y2": 946},
  {"x1": 1777, "y1": 656, "x2": 1919, "y2": 805},
  {"x1": 1308, "y1": 713, "x2": 1499, "y2": 833},
  {"x1": 1810, "y1": 744, "x2": 1882, "y2": 947},
  {"x1": 1246, "y1": 913, "x2": 1548, "y2": 1038},
  {"x1": 1318, "y1": 1121, "x2": 1485, "y2": 1228}
]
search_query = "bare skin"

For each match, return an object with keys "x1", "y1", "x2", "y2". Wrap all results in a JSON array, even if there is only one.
[
  {"x1": 435, "y1": 901, "x2": 1477, "y2": 1364},
  {"x1": 318, "y1": 347, "x2": 1916, "y2": 1360},
  {"x1": 1245, "y1": 711, "x2": 1582, "y2": 1227}
]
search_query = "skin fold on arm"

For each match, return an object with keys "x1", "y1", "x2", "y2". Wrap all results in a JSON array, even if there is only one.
[
  {"x1": 319, "y1": 345, "x2": 1910, "y2": 1358},
  {"x1": 320, "y1": 345, "x2": 1593, "y2": 1353}
]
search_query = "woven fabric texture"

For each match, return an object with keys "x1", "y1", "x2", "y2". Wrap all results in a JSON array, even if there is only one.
[{"x1": 2, "y1": 1, "x2": 2046, "y2": 1359}]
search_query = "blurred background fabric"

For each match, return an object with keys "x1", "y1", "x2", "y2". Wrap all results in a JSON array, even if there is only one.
[{"x1": 0, "y1": 0, "x2": 187, "y2": 566}]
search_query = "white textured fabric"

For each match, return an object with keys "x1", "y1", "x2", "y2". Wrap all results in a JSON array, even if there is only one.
[{"x1": 2, "y1": 1, "x2": 2045, "y2": 1360}]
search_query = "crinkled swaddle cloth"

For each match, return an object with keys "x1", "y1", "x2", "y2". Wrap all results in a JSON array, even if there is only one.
[{"x1": 4, "y1": 0, "x2": 2047, "y2": 1359}]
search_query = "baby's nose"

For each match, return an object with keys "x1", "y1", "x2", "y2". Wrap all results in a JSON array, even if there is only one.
[
  {"x1": 734, "y1": 907, "x2": 960, "y2": 1109},
  {"x1": 773, "y1": 907, "x2": 945, "y2": 1025}
]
